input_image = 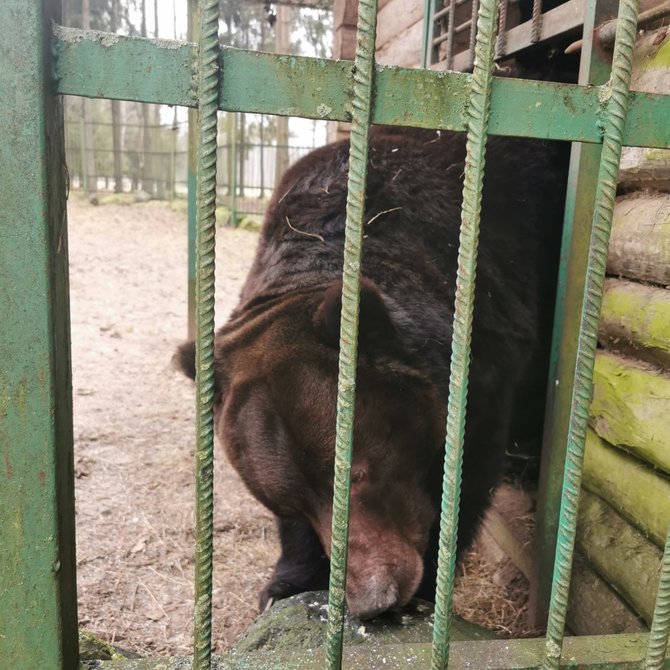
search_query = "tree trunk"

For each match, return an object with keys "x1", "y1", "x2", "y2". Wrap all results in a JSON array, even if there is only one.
[
  {"x1": 274, "y1": 4, "x2": 292, "y2": 185},
  {"x1": 153, "y1": 0, "x2": 165, "y2": 198},
  {"x1": 238, "y1": 112, "x2": 246, "y2": 197},
  {"x1": 82, "y1": 0, "x2": 97, "y2": 202}
]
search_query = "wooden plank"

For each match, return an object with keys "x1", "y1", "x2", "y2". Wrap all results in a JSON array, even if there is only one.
[
  {"x1": 599, "y1": 278, "x2": 670, "y2": 368},
  {"x1": 568, "y1": 551, "x2": 647, "y2": 636},
  {"x1": 576, "y1": 490, "x2": 663, "y2": 624},
  {"x1": 481, "y1": 509, "x2": 533, "y2": 580},
  {"x1": 619, "y1": 147, "x2": 670, "y2": 190},
  {"x1": 607, "y1": 195, "x2": 670, "y2": 285},
  {"x1": 582, "y1": 428, "x2": 670, "y2": 547},
  {"x1": 376, "y1": 0, "x2": 423, "y2": 52},
  {"x1": 590, "y1": 351, "x2": 670, "y2": 473}
]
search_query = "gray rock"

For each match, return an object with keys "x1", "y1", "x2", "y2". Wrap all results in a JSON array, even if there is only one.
[{"x1": 233, "y1": 591, "x2": 495, "y2": 654}]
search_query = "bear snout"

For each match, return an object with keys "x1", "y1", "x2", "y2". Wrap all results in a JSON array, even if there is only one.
[{"x1": 345, "y1": 541, "x2": 424, "y2": 619}]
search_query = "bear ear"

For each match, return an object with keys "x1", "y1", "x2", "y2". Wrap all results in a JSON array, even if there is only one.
[
  {"x1": 173, "y1": 340, "x2": 223, "y2": 397},
  {"x1": 313, "y1": 278, "x2": 396, "y2": 351},
  {"x1": 174, "y1": 340, "x2": 196, "y2": 380}
]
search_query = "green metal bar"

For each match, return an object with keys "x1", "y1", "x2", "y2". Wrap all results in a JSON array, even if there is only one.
[
  {"x1": 53, "y1": 27, "x2": 670, "y2": 148},
  {"x1": 421, "y1": 0, "x2": 438, "y2": 68},
  {"x1": 187, "y1": 0, "x2": 198, "y2": 341},
  {"x1": 431, "y1": 0, "x2": 499, "y2": 666},
  {"x1": 79, "y1": 633, "x2": 670, "y2": 669},
  {"x1": 542, "y1": 0, "x2": 640, "y2": 666},
  {"x1": 528, "y1": 0, "x2": 617, "y2": 630},
  {"x1": 644, "y1": 526, "x2": 670, "y2": 670},
  {"x1": 0, "y1": 1, "x2": 79, "y2": 669},
  {"x1": 325, "y1": 0, "x2": 378, "y2": 667},
  {"x1": 192, "y1": 0, "x2": 219, "y2": 668}
]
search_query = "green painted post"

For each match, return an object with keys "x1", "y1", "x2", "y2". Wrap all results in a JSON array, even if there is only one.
[
  {"x1": 0, "y1": 1, "x2": 79, "y2": 669},
  {"x1": 528, "y1": 0, "x2": 618, "y2": 630},
  {"x1": 421, "y1": 0, "x2": 438, "y2": 68},
  {"x1": 187, "y1": 0, "x2": 198, "y2": 340}
]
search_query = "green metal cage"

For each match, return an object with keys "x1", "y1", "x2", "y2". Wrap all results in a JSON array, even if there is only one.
[{"x1": 1, "y1": 0, "x2": 670, "y2": 668}]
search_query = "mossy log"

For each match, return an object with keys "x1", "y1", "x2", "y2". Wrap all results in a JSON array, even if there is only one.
[
  {"x1": 589, "y1": 351, "x2": 670, "y2": 474},
  {"x1": 567, "y1": 551, "x2": 646, "y2": 636},
  {"x1": 576, "y1": 489, "x2": 662, "y2": 625},
  {"x1": 582, "y1": 428, "x2": 670, "y2": 547},
  {"x1": 607, "y1": 195, "x2": 670, "y2": 286},
  {"x1": 599, "y1": 278, "x2": 670, "y2": 369}
]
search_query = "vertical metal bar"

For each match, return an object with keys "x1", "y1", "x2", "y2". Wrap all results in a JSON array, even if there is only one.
[
  {"x1": 422, "y1": 0, "x2": 438, "y2": 68},
  {"x1": 324, "y1": 1, "x2": 378, "y2": 668},
  {"x1": 192, "y1": 0, "x2": 220, "y2": 668},
  {"x1": 0, "y1": 1, "x2": 79, "y2": 668},
  {"x1": 495, "y1": 0, "x2": 508, "y2": 59},
  {"x1": 187, "y1": 0, "x2": 198, "y2": 340},
  {"x1": 542, "y1": 0, "x2": 640, "y2": 666},
  {"x1": 644, "y1": 526, "x2": 670, "y2": 670},
  {"x1": 528, "y1": 0, "x2": 618, "y2": 630},
  {"x1": 531, "y1": 0, "x2": 543, "y2": 43},
  {"x1": 430, "y1": 0, "x2": 499, "y2": 666}
]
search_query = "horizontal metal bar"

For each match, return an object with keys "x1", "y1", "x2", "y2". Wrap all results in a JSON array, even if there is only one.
[
  {"x1": 53, "y1": 25, "x2": 670, "y2": 148},
  {"x1": 79, "y1": 634, "x2": 666, "y2": 669}
]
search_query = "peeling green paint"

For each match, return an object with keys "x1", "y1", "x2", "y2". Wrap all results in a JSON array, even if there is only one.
[{"x1": 52, "y1": 26, "x2": 670, "y2": 148}]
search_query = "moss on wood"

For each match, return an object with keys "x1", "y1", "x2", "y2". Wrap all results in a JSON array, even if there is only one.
[
  {"x1": 582, "y1": 429, "x2": 670, "y2": 547},
  {"x1": 607, "y1": 195, "x2": 670, "y2": 285},
  {"x1": 599, "y1": 278, "x2": 670, "y2": 368},
  {"x1": 576, "y1": 490, "x2": 662, "y2": 625},
  {"x1": 567, "y1": 551, "x2": 646, "y2": 636},
  {"x1": 589, "y1": 351, "x2": 670, "y2": 473}
]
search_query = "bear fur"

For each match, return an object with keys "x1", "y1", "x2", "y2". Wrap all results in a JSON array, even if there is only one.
[{"x1": 177, "y1": 124, "x2": 570, "y2": 618}]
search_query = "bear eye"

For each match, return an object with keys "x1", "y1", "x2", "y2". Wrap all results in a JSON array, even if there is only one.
[{"x1": 351, "y1": 467, "x2": 368, "y2": 484}]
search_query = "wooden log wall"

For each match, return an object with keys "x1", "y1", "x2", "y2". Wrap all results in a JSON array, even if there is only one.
[{"x1": 573, "y1": 25, "x2": 670, "y2": 636}]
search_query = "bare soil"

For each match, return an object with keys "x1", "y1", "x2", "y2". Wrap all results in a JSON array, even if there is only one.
[{"x1": 69, "y1": 197, "x2": 531, "y2": 658}]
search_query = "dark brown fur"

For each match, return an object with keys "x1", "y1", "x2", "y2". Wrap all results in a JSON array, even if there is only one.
[{"x1": 177, "y1": 125, "x2": 569, "y2": 618}]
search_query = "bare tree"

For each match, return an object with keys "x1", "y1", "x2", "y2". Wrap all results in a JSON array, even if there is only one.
[
  {"x1": 140, "y1": 0, "x2": 153, "y2": 195},
  {"x1": 274, "y1": 3, "x2": 292, "y2": 185},
  {"x1": 82, "y1": 0, "x2": 98, "y2": 203},
  {"x1": 110, "y1": 0, "x2": 123, "y2": 193}
]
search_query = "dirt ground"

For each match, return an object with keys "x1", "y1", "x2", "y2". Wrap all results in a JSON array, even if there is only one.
[{"x1": 69, "y1": 197, "x2": 531, "y2": 658}]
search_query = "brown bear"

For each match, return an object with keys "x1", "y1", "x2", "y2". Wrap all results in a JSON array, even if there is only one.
[{"x1": 177, "y1": 125, "x2": 570, "y2": 619}]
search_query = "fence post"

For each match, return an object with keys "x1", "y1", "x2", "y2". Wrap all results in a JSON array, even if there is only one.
[
  {"x1": 0, "y1": 1, "x2": 79, "y2": 669},
  {"x1": 528, "y1": 0, "x2": 619, "y2": 630}
]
